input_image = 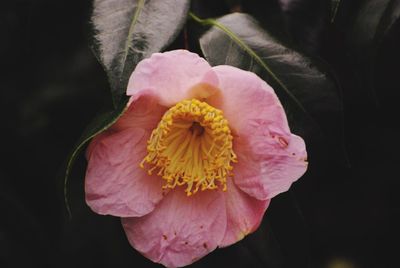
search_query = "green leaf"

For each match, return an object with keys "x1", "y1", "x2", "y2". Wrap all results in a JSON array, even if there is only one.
[
  {"x1": 346, "y1": 0, "x2": 400, "y2": 103},
  {"x1": 240, "y1": 1, "x2": 330, "y2": 54},
  {"x1": 92, "y1": 0, "x2": 190, "y2": 106},
  {"x1": 63, "y1": 96, "x2": 129, "y2": 217},
  {"x1": 331, "y1": 0, "x2": 341, "y2": 23},
  {"x1": 349, "y1": 0, "x2": 400, "y2": 48},
  {"x1": 64, "y1": 0, "x2": 191, "y2": 215},
  {"x1": 195, "y1": 12, "x2": 342, "y2": 137}
]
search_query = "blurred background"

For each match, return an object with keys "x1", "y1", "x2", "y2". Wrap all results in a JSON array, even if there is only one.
[{"x1": 1, "y1": 0, "x2": 399, "y2": 267}]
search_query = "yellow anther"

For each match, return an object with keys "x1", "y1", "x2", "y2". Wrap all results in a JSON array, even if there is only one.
[{"x1": 140, "y1": 99, "x2": 237, "y2": 196}]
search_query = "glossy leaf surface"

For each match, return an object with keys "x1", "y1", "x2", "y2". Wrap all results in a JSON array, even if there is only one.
[{"x1": 92, "y1": 0, "x2": 190, "y2": 105}]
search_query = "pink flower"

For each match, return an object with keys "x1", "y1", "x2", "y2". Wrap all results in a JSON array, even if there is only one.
[{"x1": 85, "y1": 50, "x2": 308, "y2": 267}]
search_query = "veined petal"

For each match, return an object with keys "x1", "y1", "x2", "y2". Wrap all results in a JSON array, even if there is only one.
[
  {"x1": 122, "y1": 189, "x2": 227, "y2": 268},
  {"x1": 127, "y1": 50, "x2": 219, "y2": 106},
  {"x1": 219, "y1": 179, "x2": 270, "y2": 247}
]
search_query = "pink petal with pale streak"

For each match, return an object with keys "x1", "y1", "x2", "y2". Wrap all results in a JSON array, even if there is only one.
[
  {"x1": 85, "y1": 93, "x2": 168, "y2": 217},
  {"x1": 126, "y1": 50, "x2": 219, "y2": 107},
  {"x1": 122, "y1": 190, "x2": 227, "y2": 268},
  {"x1": 209, "y1": 65, "x2": 307, "y2": 200},
  {"x1": 219, "y1": 179, "x2": 270, "y2": 247}
]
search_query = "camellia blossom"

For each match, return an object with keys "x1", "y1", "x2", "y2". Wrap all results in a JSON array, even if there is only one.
[{"x1": 85, "y1": 50, "x2": 308, "y2": 267}]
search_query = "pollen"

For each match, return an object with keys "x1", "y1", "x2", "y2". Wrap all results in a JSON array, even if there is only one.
[{"x1": 140, "y1": 99, "x2": 237, "y2": 196}]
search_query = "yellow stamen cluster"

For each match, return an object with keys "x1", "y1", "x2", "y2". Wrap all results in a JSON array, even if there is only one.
[{"x1": 140, "y1": 99, "x2": 237, "y2": 196}]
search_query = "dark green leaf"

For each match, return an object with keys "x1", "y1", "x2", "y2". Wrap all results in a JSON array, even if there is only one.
[
  {"x1": 331, "y1": 0, "x2": 341, "y2": 22},
  {"x1": 240, "y1": 1, "x2": 289, "y2": 43},
  {"x1": 381, "y1": 1, "x2": 400, "y2": 38},
  {"x1": 64, "y1": 96, "x2": 129, "y2": 216},
  {"x1": 196, "y1": 13, "x2": 342, "y2": 137},
  {"x1": 64, "y1": 0, "x2": 191, "y2": 215},
  {"x1": 92, "y1": 0, "x2": 190, "y2": 106},
  {"x1": 346, "y1": 0, "x2": 400, "y2": 103},
  {"x1": 349, "y1": 0, "x2": 400, "y2": 48},
  {"x1": 240, "y1": 0, "x2": 330, "y2": 54},
  {"x1": 278, "y1": 0, "x2": 330, "y2": 53}
]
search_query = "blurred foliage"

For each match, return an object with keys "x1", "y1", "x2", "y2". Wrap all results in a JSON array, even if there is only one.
[{"x1": 1, "y1": 0, "x2": 400, "y2": 267}]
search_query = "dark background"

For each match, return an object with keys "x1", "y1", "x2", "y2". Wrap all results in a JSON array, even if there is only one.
[{"x1": 1, "y1": 0, "x2": 399, "y2": 267}]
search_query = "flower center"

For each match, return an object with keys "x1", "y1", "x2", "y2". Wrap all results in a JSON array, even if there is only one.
[{"x1": 140, "y1": 99, "x2": 237, "y2": 196}]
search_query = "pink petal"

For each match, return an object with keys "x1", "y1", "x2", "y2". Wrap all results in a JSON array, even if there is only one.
[
  {"x1": 219, "y1": 179, "x2": 270, "y2": 247},
  {"x1": 234, "y1": 133, "x2": 308, "y2": 200},
  {"x1": 85, "y1": 126, "x2": 165, "y2": 217},
  {"x1": 209, "y1": 65, "x2": 307, "y2": 200},
  {"x1": 113, "y1": 91, "x2": 167, "y2": 132},
  {"x1": 122, "y1": 189, "x2": 227, "y2": 267},
  {"x1": 127, "y1": 50, "x2": 219, "y2": 106},
  {"x1": 209, "y1": 65, "x2": 290, "y2": 137}
]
